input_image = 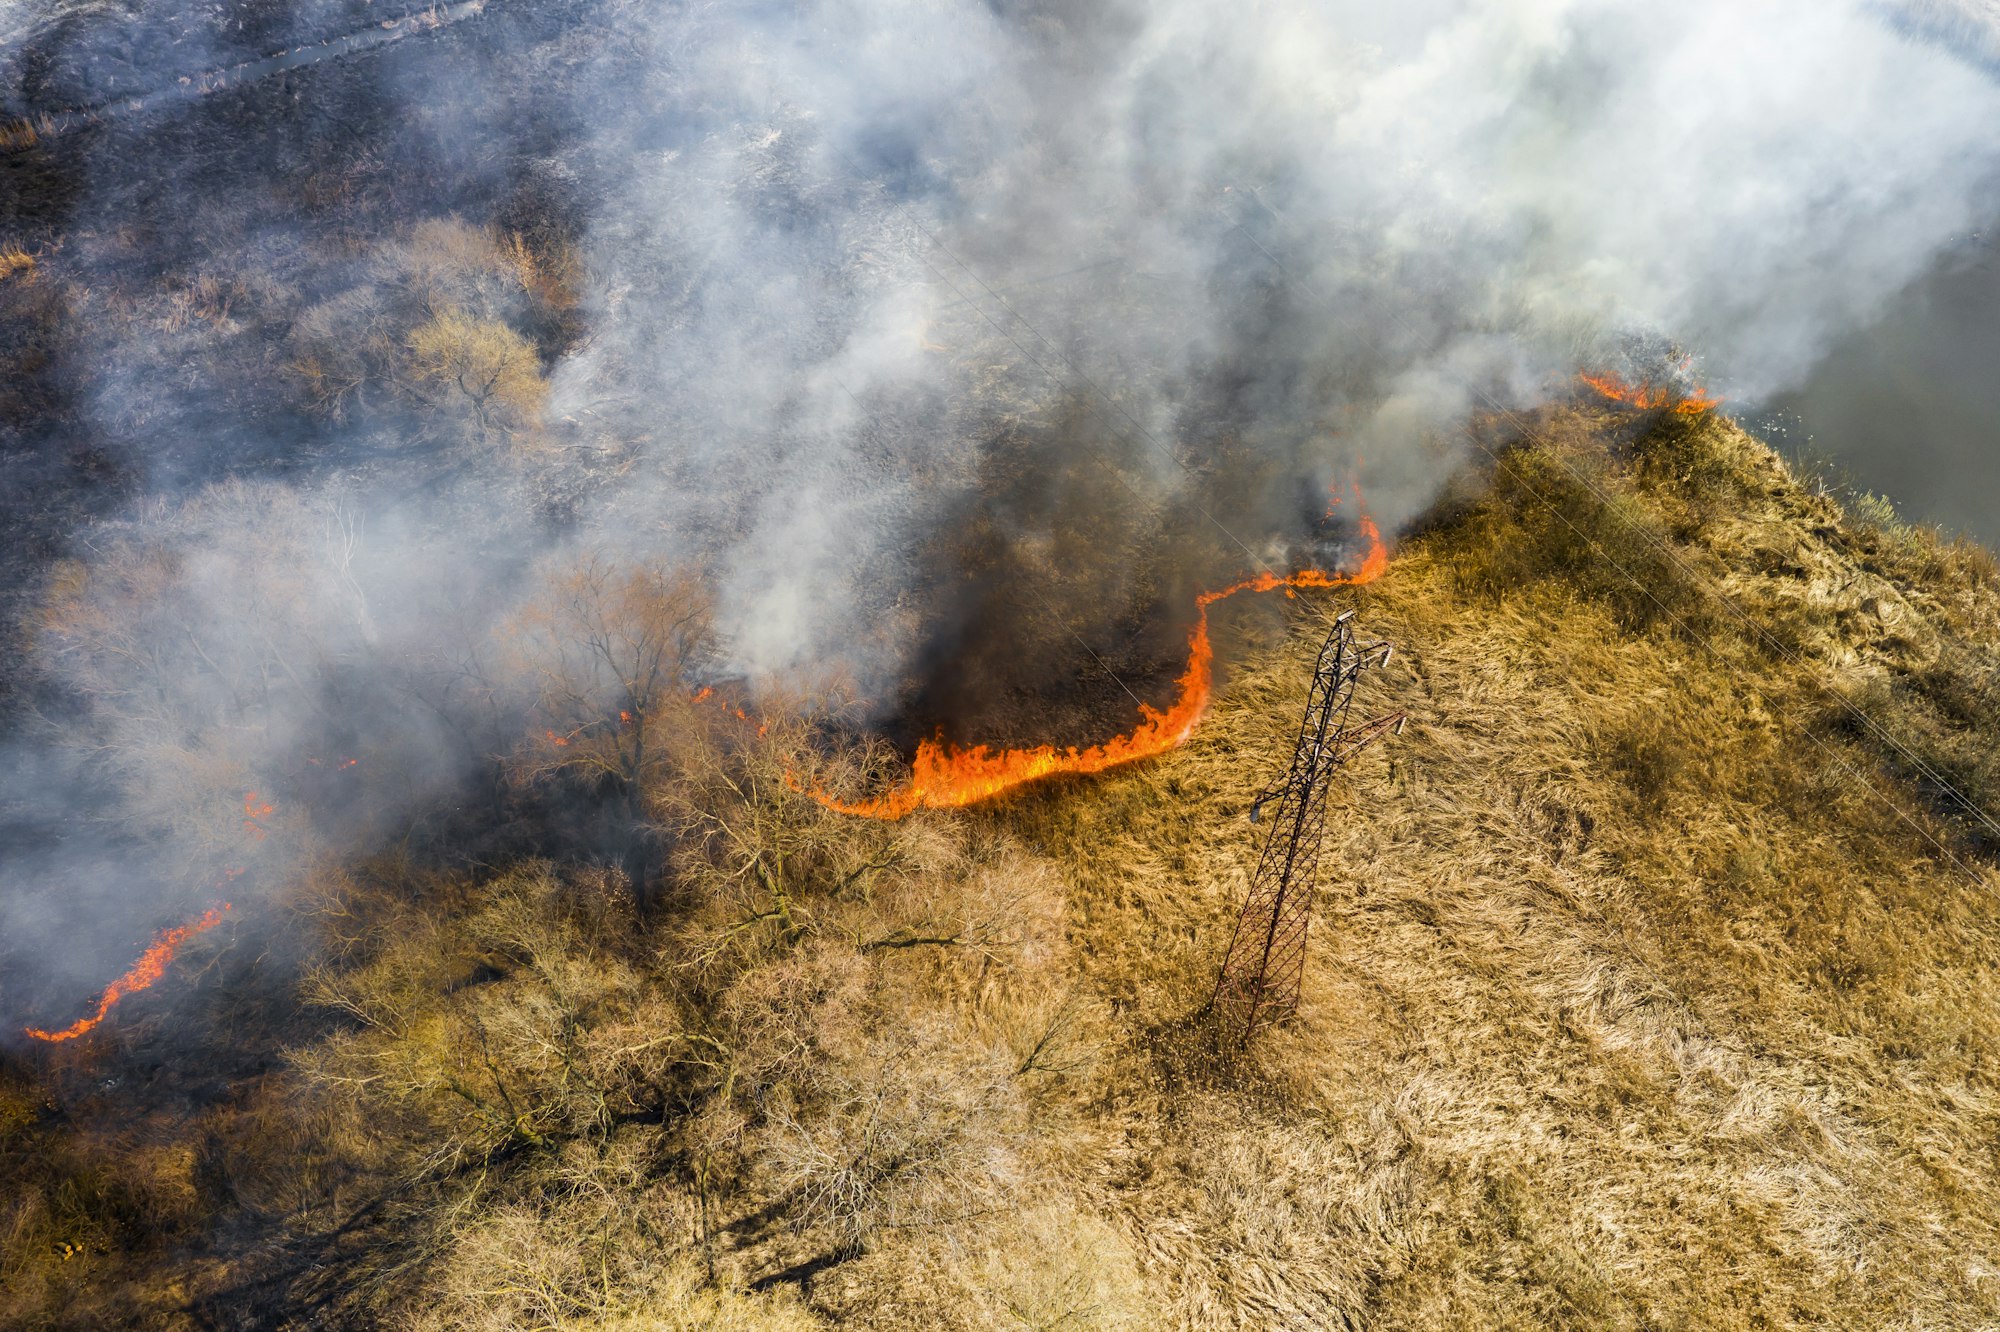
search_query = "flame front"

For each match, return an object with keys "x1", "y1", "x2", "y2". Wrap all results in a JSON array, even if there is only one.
[
  {"x1": 1580, "y1": 371, "x2": 1721, "y2": 415},
  {"x1": 810, "y1": 518, "x2": 1390, "y2": 820},
  {"x1": 24, "y1": 906, "x2": 231, "y2": 1043}
]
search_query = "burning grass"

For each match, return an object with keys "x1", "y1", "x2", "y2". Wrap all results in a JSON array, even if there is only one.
[
  {"x1": 22, "y1": 906, "x2": 231, "y2": 1043},
  {"x1": 1579, "y1": 369, "x2": 1724, "y2": 416},
  {"x1": 6, "y1": 407, "x2": 2000, "y2": 1328},
  {"x1": 983, "y1": 407, "x2": 2000, "y2": 1327},
  {"x1": 805, "y1": 522, "x2": 1389, "y2": 820}
]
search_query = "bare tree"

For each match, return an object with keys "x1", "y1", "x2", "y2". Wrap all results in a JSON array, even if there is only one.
[
  {"x1": 506, "y1": 558, "x2": 716, "y2": 913},
  {"x1": 763, "y1": 1022, "x2": 1020, "y2": 1257},
  {"x1": 286, "y1": 218, "x2": 554, "y2": 448},
  {"x1": 403, "y1": 307, "x2": 546, "y2": 443}
]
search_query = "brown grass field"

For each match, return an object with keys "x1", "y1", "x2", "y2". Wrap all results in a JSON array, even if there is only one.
[{"x1": 4, "y1": 403, "x2": 1999, "y2": 1329}]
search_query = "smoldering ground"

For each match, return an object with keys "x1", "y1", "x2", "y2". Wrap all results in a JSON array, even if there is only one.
[{"x1": 4, "y1": 0, "x2": 2000, "y2": 1032}]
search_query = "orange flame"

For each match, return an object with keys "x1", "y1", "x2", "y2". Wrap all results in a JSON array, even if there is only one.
[
  {"x1": 1580, "y1": 371, "x2": 1721, "y2": 416},
  {"x1": 1324, "y1": 464, "x2": 1368, "y2": 521},
  {"x1": 242, "y1": 791, "x2": 273, "y2": 840},
  {"x1": 24, "y1": 906, "x2": 231, "y2": 1043},
  {"x1": 809, "y1": 518, "x2": 1390, "y2": 820},
  {"x1": 694, "y1": 685, "x2": 762, "y2": 730}
]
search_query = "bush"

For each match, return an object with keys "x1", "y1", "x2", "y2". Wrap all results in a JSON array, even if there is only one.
[
  {"x1": 284, "y1": 218, "x2": 557, "y2": 450},
  {"x1": 404, "y1": 308, "x2": 546, "y2": 441}
]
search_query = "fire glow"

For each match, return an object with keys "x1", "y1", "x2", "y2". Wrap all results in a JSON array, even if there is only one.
[
  {"x1": 695, "y1": 686, "x2": 768, "y2": 735},
  {"x1": 242, "y1": 790, "x2": 274, "y2": 840},
  {"x1": 1580, "y1": 371, "x2": 1722, "y2": 416},
  {"x1": 24, "y1": 906, "x2": 231, "y2": 1043},
  {"x1": 808, "y1": 518, "x2": 1390, "y2": 820}
]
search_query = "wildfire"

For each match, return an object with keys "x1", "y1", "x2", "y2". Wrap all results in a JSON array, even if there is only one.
[
  {"x1": 241, "y1": 790, "x2": 274, "y2": 840},
  {"x1": 23, "y1": 906, "x2": 231, "y2": 1043},
  {"x1": 808, "y1": 518, "x2": 1391, "y2": 820},
  {"x1": 541, "y1": 688, "x2": 770, "y2": 752},
  {"x1": 1325, "y1": 468, "x2": 1367, "y2": 520},
  {"x1": 1580, "y1": 371, "x2": 1721, "y2": 416},
  {"x1": 695, "y1": 685, "x2": 766, "y2": 733}
]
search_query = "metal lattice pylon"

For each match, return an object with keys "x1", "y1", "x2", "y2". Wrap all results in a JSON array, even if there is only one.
[{"x1": 1212, "y1": 610, "x2": 1403, "y2": 1041}]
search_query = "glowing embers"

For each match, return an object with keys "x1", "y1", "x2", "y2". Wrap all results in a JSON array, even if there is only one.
[
  {"x1": 242, "y1": 790, "x2": 275, "y2": 840},
  {"x1": 23, "y1": 905, "x2": 231, "y2": 1043},
  {"x1": 809, "y1": 518, "x2": 1390, "y2": 820},
  {"x1": 1580, "y1": 371, "x2": 1722, "y2": 416},
  {"x1": 694, "y1": 686, "x2": 767, "y2": 735}
]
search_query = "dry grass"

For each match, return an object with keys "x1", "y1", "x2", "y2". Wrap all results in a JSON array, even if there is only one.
[
  {"x1": 7, "y1": 409, "x2": 2000, "y2": 1329},
  {"x1": 979, "y1": 407, "x2": 2000, "y2": 1329},
  {"x1": 0, "y1": 244, "x2": 36, "y2": 285}
]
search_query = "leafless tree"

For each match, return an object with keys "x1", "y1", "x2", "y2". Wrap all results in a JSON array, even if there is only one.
[{"x1": 506, "y1": 557, "x2": 716, "y2": 912}]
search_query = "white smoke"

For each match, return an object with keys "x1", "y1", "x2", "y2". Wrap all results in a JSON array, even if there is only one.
[
  {"x1": 566, "y1": 0, "x2": 2000, "y2": 680},
  {"x1": 9, "y1": 0, "x2": 2000, "y2": 1016}
]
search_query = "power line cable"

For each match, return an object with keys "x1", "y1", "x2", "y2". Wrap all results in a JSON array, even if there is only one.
[{"x1": 1022, "y1": 582, "x2": 1153, "y2": 714}]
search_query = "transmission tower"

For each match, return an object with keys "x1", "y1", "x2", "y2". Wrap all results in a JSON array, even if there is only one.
[{"x1": 1212, "y1": 610, "x2": 1404, "y2": 1042}]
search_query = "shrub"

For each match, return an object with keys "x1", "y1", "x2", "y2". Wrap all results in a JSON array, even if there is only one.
[{"x1": 404, "y1": 308, "x2": 546, "y2": 441}]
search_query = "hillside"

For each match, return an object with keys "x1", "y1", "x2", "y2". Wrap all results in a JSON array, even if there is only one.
[{"x1": 4, "y1": 401, "x2": 1997, "y2": 1329}]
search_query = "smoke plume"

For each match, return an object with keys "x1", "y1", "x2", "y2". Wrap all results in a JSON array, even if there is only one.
[{"x1": 4, "y1": 0, "x2": 2000, "y2": 1026}]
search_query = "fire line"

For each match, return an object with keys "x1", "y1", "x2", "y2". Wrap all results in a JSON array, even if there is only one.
[
  {"x1": 24, "y1": 906, "x2": 231, "y2": 1043},
  {"x1": 1580, "y1": 371, "x2": 1722, "y2": 415},
  {"x1": 807, "y1": 518, "x2": 1390, "y2": 820}
]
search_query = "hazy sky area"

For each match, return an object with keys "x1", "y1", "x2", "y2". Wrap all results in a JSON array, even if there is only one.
[
  {"x1": 1709, "y1": 0, "x2": 2000, "y2": 542},
  {"x1": 1757, "y1": 233, "x2": 2000, "y2": 545}
]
